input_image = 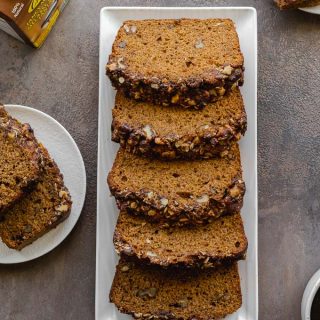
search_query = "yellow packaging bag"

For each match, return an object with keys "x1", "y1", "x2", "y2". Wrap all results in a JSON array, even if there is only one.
[{"x1": 0, "y1": 0, "x2": 70, "y2": 48}]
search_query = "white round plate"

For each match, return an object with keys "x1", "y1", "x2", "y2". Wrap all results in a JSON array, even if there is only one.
[
  {"x1": 301, "y1": 268, "x2": 320, "y2": 320},
  {"x1": 299, "y1": 5, "x2": 320, "y2": 14},
  {"x1": 0, "y1": 105, "x2": 86, "y2": 264}
]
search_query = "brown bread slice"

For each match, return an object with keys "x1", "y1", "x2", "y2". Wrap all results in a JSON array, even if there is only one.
[
  {"x1": 112, "y1": 88, "x2": 247, "y2": 160},
  {"x1": 110, "y1": 257, "x2": 242, "y2": 320},
  {"x1": 107, "y1": 144, "x2": 245, "y2": 226},
  {"x1": 275, "y1": 0, "x2": 320, "y2": 8},
  {"x1": 106, "y1": 18, "x2": 244, "y2": 108},
  {"x1": 0, "y1": 145, "x2": 72, "y2": 250},
  {"x1": 114, "y1": 210, "x2": 247, "y2": 267},
  {"x1": 0, "y1": 105, "x2": 43, "y2": 214}
]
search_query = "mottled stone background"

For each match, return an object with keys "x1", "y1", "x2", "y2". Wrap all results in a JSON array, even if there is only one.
[{"x1": 0, "y1": 1, "x2": 320, "y2": 319}]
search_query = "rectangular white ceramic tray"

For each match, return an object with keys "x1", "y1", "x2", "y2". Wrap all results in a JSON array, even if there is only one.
[{"x1": 97, "y1": 7, "x2": 257, "y2": 320}]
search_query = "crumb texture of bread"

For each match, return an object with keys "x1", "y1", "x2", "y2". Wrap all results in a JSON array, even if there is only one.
[
  {"x1": 275, "y1": 0, "x2": 320, "y2": 8},
  {"x1": 107, "y1": 144, "x2": 245, "y2": 225},
  {"x1": 110, "y1": 257, "x2": 242, "y2": 320},
  {"x1": 114, "y1": 210, "x2": 247, "y2": 267},
  {"x1": 106, "y1": 19, "x2": 244, "y2": 108},
  {"x1": 108, "y1": 18, "x2": 247, "y2": 320},
  {"x1": 0, "y1": 105, "x2": 43, "y2": 214},
  {"x1": 0, "y1": 145, "x2": 72, "y2": 250},
  {"x1": 112, "y1": 88, "x2": 247, "y2": 160}
]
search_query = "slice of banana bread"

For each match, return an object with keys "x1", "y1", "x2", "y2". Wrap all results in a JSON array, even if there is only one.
[
  {"x1": 112, "y1": 88, "x2": 247, "y2": 160},
  {"x1": 114, "y1": 210, "x2": 247, "y2": 267},
  {"x1": 275, "y1": 0, "x2": 320, "y2": 8},
  {"x1": 106, "y1": 18, "x2": 244, "y2": 108},
  {"x1": 110, "y1": 257, "x2": 242, "y2": 320},
  {"x1": 0, "y1": 105, "x2": 43, "y2": 214},
  {"x1": 107, "y1": 145, "x2": 245, "y2": 226},
  {"x1": 0, "y1": 145, "x2": 72, "y2": 250}
]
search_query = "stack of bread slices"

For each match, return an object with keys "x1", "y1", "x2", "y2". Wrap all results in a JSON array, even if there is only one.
[
  {"x1": 0, "y1": 106, "x2": 72, "y2": 250},
  {"x1": 106, "y1": 18, "x2": 248, "y2": 320}
]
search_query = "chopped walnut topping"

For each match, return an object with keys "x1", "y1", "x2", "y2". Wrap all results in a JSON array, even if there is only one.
[
  {"x1": 56, "y1": 204, "x2": 69, "y2": 212},
  {"x1": 143, "y1": 125, "x2": 155, "y2": 140},
  {"x1": 195, "y1": 39, "x2": 204, "y2": 49},
  {"x1": 196, "y1": 194, "x2": 209, "y2": 204},
  {"x1": 222, "y1": 65, "x2": 233, "y2": 75}
]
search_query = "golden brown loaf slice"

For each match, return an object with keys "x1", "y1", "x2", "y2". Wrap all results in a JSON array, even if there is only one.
[
  {"x1": 275, "y1": 0, "x2": 320, "y2": 8},
  {"x1": 110, "y1": 257, "x2": 242, "y2": 320},
  {"x1": 112, "y1": 88, "x2": 247, "y2": 160},
  {"x1": 114, "y1": 210, "x2": 247, "y2": 267},
  {"x1": 106, "y1": 18, "x2": 244, "y2": 108},
  {"x1": 0, "y1": 105, "x2": 43, "y2": 215},
  {"x1": 0, "y1": 145, "x2": 72, "y2": 250},
  {"x1": 107, "y1": 145, "x2": 245, "y2": 226}
]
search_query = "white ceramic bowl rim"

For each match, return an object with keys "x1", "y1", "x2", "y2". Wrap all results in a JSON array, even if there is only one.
[
  {"x1": 299, "y1": 5, "x2": 320, "y2": 14},
  {"x1": 301, "y1": 268, "x2": 320, "y2": 320}
]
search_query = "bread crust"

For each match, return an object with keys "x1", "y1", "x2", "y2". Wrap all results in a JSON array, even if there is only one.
[
  {"x1": 112, "y1": 112, "x2": 246, "y2": 161},
  {"x1": 108, "y1": 171, "x2": 245, "y2": 226},
  {"x1": 107, "y1": 66, "x2": 244, "y2": 109}
]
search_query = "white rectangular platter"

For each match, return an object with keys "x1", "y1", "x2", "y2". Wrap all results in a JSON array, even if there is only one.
[{"x1": 97, "y1": 7, "x2": 257, "y2": 320}]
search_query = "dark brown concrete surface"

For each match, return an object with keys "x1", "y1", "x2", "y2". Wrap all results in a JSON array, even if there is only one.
[{"x1": 0, "y1": 0, "x2": 320, "y2": 319}]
